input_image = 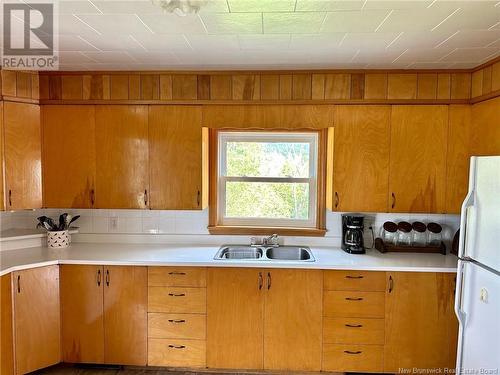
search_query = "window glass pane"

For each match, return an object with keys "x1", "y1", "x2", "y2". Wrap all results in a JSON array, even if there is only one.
[
  {"x1": 225, "y1": 181, "x2": 309, "y2": 220},
  {"x1": 225, "y1": 141, "x2": 310, "y2": 178}
]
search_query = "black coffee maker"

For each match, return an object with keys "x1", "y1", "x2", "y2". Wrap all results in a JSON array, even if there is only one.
[{"x1": 341, "y1": 214, "x2": 365, "y2": 254}]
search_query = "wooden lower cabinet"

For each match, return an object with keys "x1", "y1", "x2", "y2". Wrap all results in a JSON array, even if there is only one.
[
  {"x1": 13, "y1": 266, "x2": 60, "y2": 375},
  {"x1": 323, "y1": 343, "x2": 384, "y2": 372},
  {"x1": 1, "y1": 274, "x2": 14, "y2": 375},
  {"x1": 384, "y1": 272, "x2": 458, "y2": 372},
  {"x1": 60, "y1": 265, "x2": 147, "y2": 366},
  {"x1": 207, "y1": 268, "x2": 322, "y2": 372}
]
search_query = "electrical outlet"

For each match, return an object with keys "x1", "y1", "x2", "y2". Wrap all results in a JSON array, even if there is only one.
[{"x1": 109, "y1": 216, "x2": 118, "y2": 231}]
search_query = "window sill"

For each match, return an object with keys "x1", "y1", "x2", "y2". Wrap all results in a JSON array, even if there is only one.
[{"x1": 208, "y1": 225, "x2": 326, "y2": 237}]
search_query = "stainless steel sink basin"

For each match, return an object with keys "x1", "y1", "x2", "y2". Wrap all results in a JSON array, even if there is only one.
[
  {"x1": 214, "y1": 245, "x2": 314, "y2": 262},
  {"x1": 266, "y1": 246, "x2": 314, "y2": 261},
  {"x1": 215, "y1": 246, "x2": 263, "y2": 260}
]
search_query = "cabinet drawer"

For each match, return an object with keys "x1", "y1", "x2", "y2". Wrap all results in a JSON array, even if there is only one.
[
  {"x1": 148, "y1": 267, "x2": 206, "y2": 287},
  {"x1": 148, "y1": 313, "x2": 206, "y2": 340},
  {"x1": 148, "y1": 338, "x2": 206, "y2": 367},
  {"x1": 324, "y1": 271, "x2": 386, "y2": 291},
  {"x1": 323, "y1": 344, "x2": 383, "y2": 372},
  {"x1": 323, "y1": 317, "x2": 384, "y2": 345},
  {"x1": 148, "y1": 287, "x2": 206, "y2": 314},
  {"x1": 324, "y1": 291, "x2": 385, "y2": 318}
]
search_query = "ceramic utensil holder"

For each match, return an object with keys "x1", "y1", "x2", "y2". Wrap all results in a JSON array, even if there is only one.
[{"x1": 47, "y1": 230, "x2": 70, "y2": 248}]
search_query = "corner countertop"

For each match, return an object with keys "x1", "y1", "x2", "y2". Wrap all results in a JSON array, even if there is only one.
[{"x1": 0, "y1": 242, "x2": 458, "y2": 276}]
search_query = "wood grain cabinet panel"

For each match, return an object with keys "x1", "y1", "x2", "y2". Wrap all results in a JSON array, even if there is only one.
[
  {"x1": 471, "y1": 97, "x2": 500, "y2": 156},
  {"x1": 389, "y1": 105, "x2": 448, "y2": 213},
  {"x1": 263, "y1": 269, "x2": 322, "y2": 371},
  {"x1": 324, "y1": 291, "x2": 385, "y2": 318},
  {"x1": 103, "y1": 266, "x2": 147, "y2": 366},
  {"x1": 42, "y1": 105, "x2": 96, "y2": 208},
  {"x1": 1, "y1": 274, "x2": 14, "y2": 375},
  {"x1": 149, "y1": 106, "x2": 204, "y2": 209},
  {"x1": 384, "y1": 272, "x2": 458, "y2": 372},
  {"x1": 148, "y1": 267, "x2": 206, "y2": 287},
  {"x1": 0, "y1": 102, "x2": 4, "y2": 210},
  {"x1": 60, "y1": 265, "x2": 104, "y2": 363},
  {"x1": 323, "y1": 343, "x2": 384, "y2": 372},
  {"x1": 148, "y1": 338, "x2": 206, "y2": 367},
  {"x1": 324, "y1": 270, "x2": 386, "y2": 291},
  {"x1": 95, "y1": 105, "x2": 149, "y2": 209},
  {"x1": 323, "y1": 317, "x2": 385, "y2": 345},
  {"x1": 333, "y1": 106, "x2": 391, "y2": 212},
  {"x1": 3, "y1": 102, "x2": 42, "y2": 210},
  {"x1": 148, "y1": 287, "x2": 206, "y2": 314},
  {"x1": 148, "y1": 313, "x2": 206, "y2": 340},
  {"x1": 207, "y1": 268, "x2": 264, "y2": 370},
  {"x1": 13, "y1": 266, "x2": 60, "y2": 375}
]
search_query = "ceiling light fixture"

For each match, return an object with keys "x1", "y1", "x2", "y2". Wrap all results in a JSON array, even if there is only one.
[{"x1": 152, "y1": 0, "x2": 207, "y2": 16}]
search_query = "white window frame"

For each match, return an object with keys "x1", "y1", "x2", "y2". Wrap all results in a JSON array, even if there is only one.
[{"x1": 217, "y1": 131, "x2": 318, "y2": 228}]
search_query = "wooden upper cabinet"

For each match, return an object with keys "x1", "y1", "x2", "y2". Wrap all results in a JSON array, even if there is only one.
[
  {"x1": 3, "y1": 102, "x2": 42, "y2": 210},
  {"x1": 384, "y1": 272, "x2": 458, "y2": 372},
  {"x1": 13, "y1": 266, "x2": 60, "y2": 375},
  {"x1": 207, "y1": 268, "x2": 264, "y2": 370},
  {"x1": 471, "y1": 97, "x2": 500, "y2": 156},
  {"x1": 264, "y1": 269, "x2": 322, "y2": 371},
  {"x1": 446, "y1": 105, "x2": 472, "y2": 214},
  {"x1": 60, "y1": 265, "x2": 104, "y2": 364},
  {"x1": 389, "y1": 105, "x2": 448, "y2": 213},
  {"x1": 149, "y1": 106, "x2": 204, "y2": 209},
  {"x1": 333, "y1": 105, "x2": 391, "y2": 212},
  {"x1": 103, "y1": 266, "x2": 147, "y2": 366},
  {"x1": 42, "y1": 105, "x2": 96, "y2": 208},
  {"x1": 95, "y1": 105, "x2": 149, "y2": 209}
]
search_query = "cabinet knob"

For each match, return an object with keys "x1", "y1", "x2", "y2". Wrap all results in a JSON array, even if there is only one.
[
  {"x1": 168, "y1": 319, "x2": 186, "y2": 323},
  {"x1": 345, "y1": 275, "x2": 363, "y2": 279},
  {"x1": 105, "y1": 270, "x2": 110, "y2": 286},
  {"x1": 345, "y1": 297, "x2": 363, "y2": 301},
  {"x1": 17, "y1": 275, "x2": 20, "y2": 293},
  {"x1": 258, "y1": 272, "x2": 263, "y2": 290},
  {"x1": 334, "y1": 192, "x2": 339, "y2": 209},
  {"x1": 344, "y1": 350, "x2": 362, "y2": 355},
  {"x1": 267, "y1": 272, "x2": 272, "y2": 290},
  {"x1": 144, "y1": 189, "x2": 148, "y2": 206},
  {"x1": 391, "y1": 193, "x2": 396, "y2": 209},
  {"x1": 388, "y1": 275, "x2": 394, "y2": 293},
  {"x1": 8, "y1": 190, "x2": 12, "y2": 207},
  {"x1": 97, "y1": 269, "x2": 101, "y2": 286},
  {"x1": 197, "y1": 190, "x2": 201, "y2": 207},
  {"x1": 90, "y1": 189, "x2": 95, "y2": 206},
  {"x1": 168, "y1": 345, "x2": 185, "y2": 349},
  {"x1": 168, "y1": 271, "x2": 186, "y2": 275},
  {"x1": 168, "y1": 293, "x2": 186, "y2": 297},
  {"x1": 345, "y1": 324, "x2": 363, "y2": 328}
]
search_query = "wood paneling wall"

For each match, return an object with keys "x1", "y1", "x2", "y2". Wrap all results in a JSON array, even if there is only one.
[
  {"x1": 0, "y1": 70, "x2": 40, "y2": 102},
  {"x1": 38, "y1": 71, "x2": 477, "y2": 104},
  {"x1": 470, "y1": 58, "x2": 500, "y2": 101}
]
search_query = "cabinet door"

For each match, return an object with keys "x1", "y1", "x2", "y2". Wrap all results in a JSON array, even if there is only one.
[
  {"x1": 207, "y1": 268, "x2": 264, "y2": 369},
  {"x1": 264, "y1": 269, "x2": 322, "y2": 371},
  {"x1": 13, "y1": 266, "x2": 60, "y2": 375},
  {"x1": 333, "y1": 105, "x2": 391, "y2": 212},
  {"x1": 0, "y1": 102, "x2": 4, "y2": 210},
  {"x1": 389, "y1": 105, "x2": 448, "y2": 213},
  {"x1": 60, "y1": 265, "x2": 104, "y2": 363},
  {"x1": 471, "y1": 97, "x2": 500, "y2": 156},
  {"x1": 1, "y1": 274, "x2": 14, "y2": 375},
  {"x1": 3, "y1": 102, "x2": 42, "y2": 210},
  {"x1": 149, "y1": 106, "x2": 204, "y2": 209},
  {"x1": 42, "y1": 105, "x2": 96, "y2": 208},
  {"x1": 104, "y1": 266, "x2": 147, "y2": 365},
  {"x1": 95, "y1": 106, "x2": 149, "y2": 209},
  {"x1": 384, "y1": 272, "x2": 458, "y2": 372}
]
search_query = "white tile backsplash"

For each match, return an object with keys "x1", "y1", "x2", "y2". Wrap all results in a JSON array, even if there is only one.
[{"x1": 0, "y1": 209, "x2": 460, "y2": 244}]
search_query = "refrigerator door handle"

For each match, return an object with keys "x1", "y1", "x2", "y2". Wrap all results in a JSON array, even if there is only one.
[{"x1": 454, "y1": 260, "x2": 467, "y2": 371}]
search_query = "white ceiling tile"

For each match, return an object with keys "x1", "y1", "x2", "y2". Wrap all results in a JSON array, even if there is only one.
[
  {"x1": 352, "y1": 48, "x2": 407, "y2": 63},
  {"x1": 396, "y1": 48, "x2": 455, "y2": 63},
  {"x1": 430, "y1": 2, "x2": 500, "y2": 32},
  {"x1": 376, "y1": 7, "x2": 459, "y2": 32},
  {"x1": 363, "y1": 1, "x2": 433, "y2": 10},
  {"x1": 138, "y1": 14, "x2": 206, "y2": 34},
  {"x1": 58, "y1": 14, "x2": 102, "y2": 37},
  {"x1": 92, "y1": 1, "x2": 162, "y2": 14},
  {"x1": 386, "y1": 30, "x2": 459, "y2": 50},
  {"x1": 341, "y1": 32, "x2": 400, "y2": 49},
  {"x1": 263, "y1": 12, "x2": 326, "y2": 34},
  {"x1": 127, "y1": 51, "x2": 180, "y2": 64},
  {"x1": 447, "y1": 62, "x2": 482, "y2": 69},
  {"x1": 184, "y1": 34, "x2": 240, "y2": 51},
  {"x1": 228, "y1": 0, "x2": 296, "y2": 12},
  {"x1": 406, "y1": 62, "x2": 455, "y2": 69},
  {"x1": 200, "y1": 13, "x2": 263, "y2": 34},
  {"x1": 321, "y1": 10, "x2": 390, "y2": 32},
  {"x1": 58, "y1": 51, "x2": 97, "y2": 64},
  {"x1": 238, "y1": 34, "x2": 291, "y2": 50},
  {"x1": 57, "y1": 34, "x2": 100, "y2": 51},
  {"x1": 289, "y1": 33, "x2": 345, "y2": 49},
  {"x1": 295, "y1": 1, "x2": 365, "y2": 11},
  {"x1": 74, "y1": 34, "x2": 146, "y2": 51},
  {"x1": 440, "y1": 30, "x2": 500, "y2": 48},
  {"x1": 57, "y1": 1, "x2": 102, "y2": 15},
  {"x1": 75, "y1": 14, "x2": 154, "y2": 35},
  {"x1": 128, "y1": 34, "x2": 190, "y2": 51},
  {"x1": 198, "y1": 0, "x2": 231, "y2": 13},
  {"x1": 82, "y1": 51, "x2": 137, "y2": 63},
  {"x1": 487, "y1": 37, "x2": 500, "y2": 48},
  {"x1": 439, "y1": 47, "x2": 499, "y2": 62}
]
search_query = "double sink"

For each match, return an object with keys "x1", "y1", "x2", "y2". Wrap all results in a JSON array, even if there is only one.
[{"x1": 214, "y1": 245, "x2": 315, "y2": 262}]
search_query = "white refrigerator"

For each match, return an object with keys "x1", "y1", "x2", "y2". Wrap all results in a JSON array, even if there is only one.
[{"x1": 455, "y1": 156, "x2": 500, "y2": 372}]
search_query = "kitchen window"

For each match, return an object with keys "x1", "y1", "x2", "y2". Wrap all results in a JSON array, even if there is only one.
[{"x1": 208, "y1": 130, "x2": 326, "y2": 236}]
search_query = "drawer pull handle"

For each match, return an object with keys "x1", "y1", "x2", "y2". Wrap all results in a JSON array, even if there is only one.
[
  {"x1": 168, "y1": 345, "x2": 186, "y2": 349},
  {"x1": 345, "y1": 297, "x2": 363, "y2": 301},
  {"x1": 168, "y1": 293, "x2": 186, "y2": 297},
  {"x1": 344, "y1": 350, "x2": 362, "y2": 355},
  {"x1": 345, "y1": 324, "x2": 363, "y2": 328},
  {"x1": 168, "y1": 272, "x2": 186, "y2": 275},
  {"x1": 345, "y1": 275, "x2": 364, "y2": 279},
  {"x1": 168, "y1": 319, "x2": 186, "y2": 323}
]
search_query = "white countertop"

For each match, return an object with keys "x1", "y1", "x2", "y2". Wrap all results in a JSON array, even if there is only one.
[{"x1": 0, "y1": 242, "x2": 458, "y2": 276}]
